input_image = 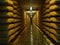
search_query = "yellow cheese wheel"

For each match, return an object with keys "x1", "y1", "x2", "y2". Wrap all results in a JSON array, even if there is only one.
[
  {"x1": 50, "y1": 0, "x2": 56, "y2": 4},
  {"x1": 5, "y1": 0, "x2": 14, "y2": 5},
  {"x1": 6, "y1": 6, "x2": 14, "y2": 11}
]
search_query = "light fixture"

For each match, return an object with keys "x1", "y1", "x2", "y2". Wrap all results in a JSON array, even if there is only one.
[
  {"x1": 26, "y1": 0, "x2": 36, "y2": 18},
  {"x1": 30, "y1": 6, "x2": 32, "y2": 11}
]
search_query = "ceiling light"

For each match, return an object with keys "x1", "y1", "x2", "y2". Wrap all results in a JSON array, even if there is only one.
[{"x1": 30, "y1": 7, "x2": 32, "y2": 11}]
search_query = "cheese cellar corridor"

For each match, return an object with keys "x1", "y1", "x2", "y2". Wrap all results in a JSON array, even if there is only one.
[{"x1": 0, "y1": 0, "x2": 60, "y2": 45}]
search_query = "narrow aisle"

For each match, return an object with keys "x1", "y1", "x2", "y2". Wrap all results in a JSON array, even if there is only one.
[
  {"x1": 30, "y1": 24, "x2": 33, "y2": 45},
  {"x1": 25, "y1": 22, "x2": 33, "y2": 45},
  {"x1": 26, "y1": 22, "x2": 42, "y2": 45},
  {"x1": 32, "y1": 23, "x2": 42, "y2": 45}
]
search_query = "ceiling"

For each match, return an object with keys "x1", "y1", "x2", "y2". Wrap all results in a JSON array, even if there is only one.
[{"x1": 17, "y1": 0, "x2": 44, "y2": 10}]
